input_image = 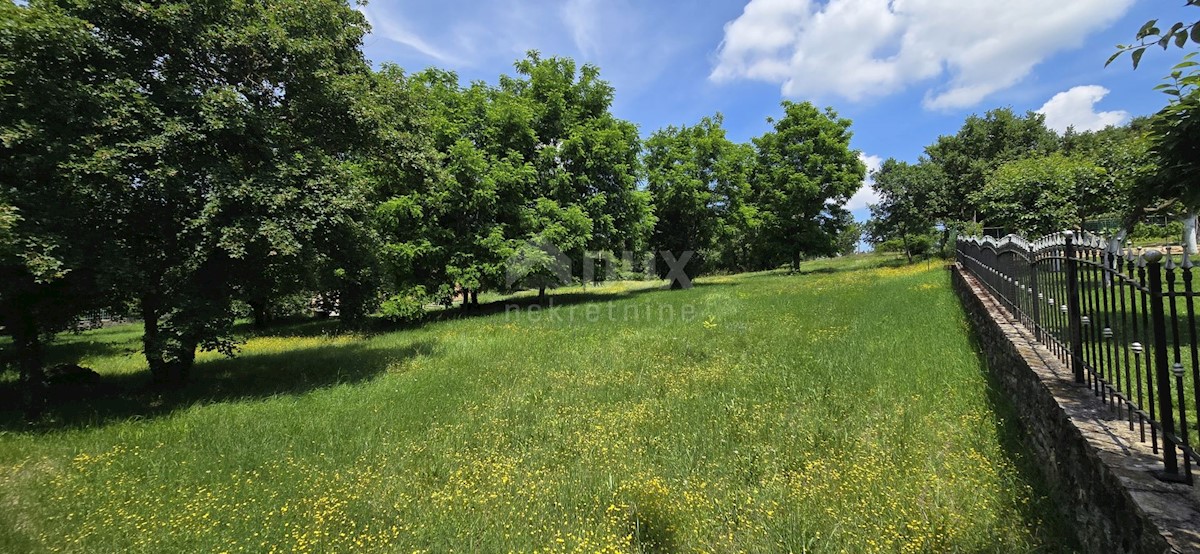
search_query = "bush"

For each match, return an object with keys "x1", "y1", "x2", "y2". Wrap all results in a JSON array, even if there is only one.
[
  {"x1": 876, "y1": 234, "x2": 935, "y2": 258},
  {"x1": 378, "y1": 287, "x2": 428, "y2": 324},
  {"x1": 1130, "y1": 220, "x2": 1184, "y2": 241}
]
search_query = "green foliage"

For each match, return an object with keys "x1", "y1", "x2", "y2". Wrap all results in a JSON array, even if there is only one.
[
  {"x1": 1060, "y1": 121, "x2": 1155, "y2": 221},
  {"x1": 1107, "y1": 2, "x2": 1200, "y2": 231},
  {"x1": 867, "y1": 159, "x2": 945, "y2": 261},
  {"x1": 644, "y1": 114, "x2": 755, "y2": 275},
  {"x1": 1107, "y1": 3, "x2": 1200, "y2": 69},
  {"x1": 925, "y1": 108, "x2": 1059, "y2": 225},
  {"x1": 835, "y1": 220, "x2": 863, "y2": 256},
  {"x1": 974, "y1": 153, "x2": 1105, "y2": 236},
  {"x1": 377, "y1": 288, "x2": 428, "y2": 324},
  {"x1": 875, "y1": 235, "x2": 935, "y2": 257},
  {"x1": 1147, "y1": 88, "x2": 1200, "y2": 212},
  {"x1": 1130, "y1": 220, "x2": 1186, "y2": 241},
  {"x1": 1, "y1": 0, "x2": 379, "y2": 387},
  {"x1": 367, "y1": 52, "x2": 645, "y2": 302},
  {"x1": 751, "y1": 101, "x2": 865, "y2": 269}
]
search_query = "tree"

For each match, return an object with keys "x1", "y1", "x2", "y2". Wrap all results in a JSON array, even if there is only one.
[
  {"x1": 28, "y1": 0, "x2": 380, "y2": 386},
  {"x1": 835, "y1": 219, "x2": 863, "y2": 257},
  {"x1": 1060, "y1": 120, "x2": 1156, "y2": 228},
  {"x1": 750, "y1": 101, "x2": 865, "y2": 270},
  {"x1": 925, "y1": 108, "x2": 1058, "y2": 229},
  {"x1": 1108, "y1": 5, "x2": 1200, "y2": 251},
  {"x1": 510, "y1": 53, "x2": 651, "y2": 268},
  {"x1": 1143, "y1": 84, "x2": 1200, "y2": 252},
  {"x1": 867, "y1": 160, "x2": 944, "y2": 262},
  {"x1": 370, "y1": 54, "x2": 649, "y2": 304},
  {"x1": 644, "y1": 114, "x2": 753, "y2": 279},
  {"x1": 513, "y1": 198, "x2": 592, "y2": 300},
  {"x1": 0, "y1": 2, "x2": 134, "y2": 415},
  {"x1": 973, "y1": 153, "x2": 1105, "y2": 237}
]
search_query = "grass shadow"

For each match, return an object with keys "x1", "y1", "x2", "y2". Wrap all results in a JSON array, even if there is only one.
[
  {"x1": 381, "y1": 280, "x2": 740, "y2": 331},
  {"x1": 964, "y1": 330, "x2": 1082, "y2": 552},
  {"x1": 0, "y1": 338, "x2": 437, "y2": 434}
]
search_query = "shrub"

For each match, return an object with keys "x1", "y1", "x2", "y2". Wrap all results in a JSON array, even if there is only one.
[
  {"x1": 378, "y1": 287, "x2": 428, "y2": 324},
  {"x1": 1130, "y1": 220, "x2": 1184, "y2": 241}
]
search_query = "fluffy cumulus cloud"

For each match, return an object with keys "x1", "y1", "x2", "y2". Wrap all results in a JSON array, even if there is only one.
[
  {"x1": 846, "y1": 153, "x2": 883, "y2": 212},
  {"x1": 711, "y1": 0, "x2": 1134, "y2": 110},
  {"x1": 1036, "y1": 85, "x2": 1130, "y2": 133}
]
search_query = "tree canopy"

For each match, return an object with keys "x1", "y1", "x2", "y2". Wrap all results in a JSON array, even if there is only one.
[{"x1": 1, "y1": 1, "x2": 867, "y2": 415}]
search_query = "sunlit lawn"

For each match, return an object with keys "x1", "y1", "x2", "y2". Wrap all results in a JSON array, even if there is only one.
[{"x1": 0, "y1": 254, "x2": 1077, "y2": 552}]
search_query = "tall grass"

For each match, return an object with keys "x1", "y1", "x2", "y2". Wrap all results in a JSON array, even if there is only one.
[{"x1": 0, "y1": 255, "x2": 1076, "y2": 552}]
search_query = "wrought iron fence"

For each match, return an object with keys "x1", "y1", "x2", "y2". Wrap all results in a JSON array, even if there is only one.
[{"x1": 958, "y1": 231, "x2": 1199, "y2": 484}]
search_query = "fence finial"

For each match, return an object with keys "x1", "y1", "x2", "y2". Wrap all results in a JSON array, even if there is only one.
[
  {"x1": 1107, "y1": 236, "x2": 1121, "y2": 254},
  {"x1": 1165, "y1": 247, "x2": 1176, "y2": 269},
  {"x1": 1183, "y1": 247, "x2": 1193, "y2": 269},
  {"x1": 1145, "y1": 249, "x2": 1164, "y2": 264}
]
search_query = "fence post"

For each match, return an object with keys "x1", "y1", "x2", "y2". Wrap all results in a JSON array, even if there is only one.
[
  {"x1": 1064, "y1": 231, "x2": 1085, "y2": 384},
  {"x1": 1030, "y1": 250, "x2": 1042, "y2": 343},
  {"x1": 1146, "y1": 250, "x2": 1184, "y2": 480}
]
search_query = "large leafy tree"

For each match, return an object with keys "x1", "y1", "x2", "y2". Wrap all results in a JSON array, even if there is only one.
[
  {"x1": 1142, "y1": 79, "x2": 1200, "y2": 252},
  {"x1": 750, "y1": 101, "x2": 864, "y2": 270},
  {"x1": 925, "y1": 108, "x2": 1059, "y2": 229},
  {"x1": 867, "y1": 160, "x2": 945, "y2": 262},
  {"x1": 509, "y1": 53, "x2": 651, "y2": 269},
  {"x1": 0, "y1": 2, "x2": 134, "y2": 414},
  {"x1": 17, "y1": 0, "x2": 380, "y2": 386},
  {"x1": 1060, "y1": 120, "x2": 1156, "y2": 227},
  {"x1": 973, "y1": 153, "x2": 1105, "y2": 237},
  {"x1": 1107, "y1": 0, "x2": 1200, "y2": 251},
  {"x1": 644, "y1": 114, "x2": 754, "y2": 278}
]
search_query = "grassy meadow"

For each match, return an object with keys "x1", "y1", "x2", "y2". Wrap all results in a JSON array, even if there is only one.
[{"x1": 0, "y1": 254, "x2": 1077, "y2": 552}]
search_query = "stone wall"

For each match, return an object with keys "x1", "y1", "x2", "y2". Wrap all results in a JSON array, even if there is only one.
[{"x1": 951, "y1": 263, "x2": 1200, "y2": 554}]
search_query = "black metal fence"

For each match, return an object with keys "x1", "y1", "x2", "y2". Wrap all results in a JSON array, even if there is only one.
[{"x1": 958, "y1": 231, "x2": 1199, "y2": 484}]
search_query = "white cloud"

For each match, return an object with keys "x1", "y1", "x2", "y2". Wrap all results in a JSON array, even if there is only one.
[
  {"x1": 711, "y1": 0, "x2": 1134, "y2": 110},
  {"x1": 562, "y1": 0, "x2": 602, "y2": 57},
  {"x1": 846, "y1": 153, "x2": 883, "y2": 212},
  {"x1": 358, "y1": 1, "x2": 684, "y2": 96},
  {"x1": 359, "y1": 5, "x2": 462, "y2": 64},
  {"x1": 1036, "y1": 85, "x2": 1130, "y2": 133}
]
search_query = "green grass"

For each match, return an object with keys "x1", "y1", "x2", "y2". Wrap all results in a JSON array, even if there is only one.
[{"x1": 0, "y1": 254, "x2": 1077, "y2": 553}]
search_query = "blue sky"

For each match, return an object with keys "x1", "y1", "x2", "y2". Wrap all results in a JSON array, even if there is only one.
[{"x1": 357, "y1": 0, "x2": 1197, "y2": 225}]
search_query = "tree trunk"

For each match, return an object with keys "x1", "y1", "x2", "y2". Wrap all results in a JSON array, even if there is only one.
[
  {"x1": 141, "y1": 293, "x2": 170, "y2": 386},
  {"x1": 902, "y1": 235, "x2": 913, "y2": 263},
  {"x1": 171, "y1": 335, "x2": 197, "y2": 386},
  {"x1": 792, "y1": 250, "x2": 801, "y2": 272},
  {"x1": 249, "y1": 299, "x2": 270, "y2": 330},
  {"x1": 470, "y1": 290, "x2": 479, "y2": 306},
  {"x1": 9, "y1": 303, "x2": 45, "y2": 421},
  {"x1": 538, "y1": 286, "x2": 546, "y2": 303},
  {"x1": 1184, "y1": 211, "x2": 1198, "y2": 255}
]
